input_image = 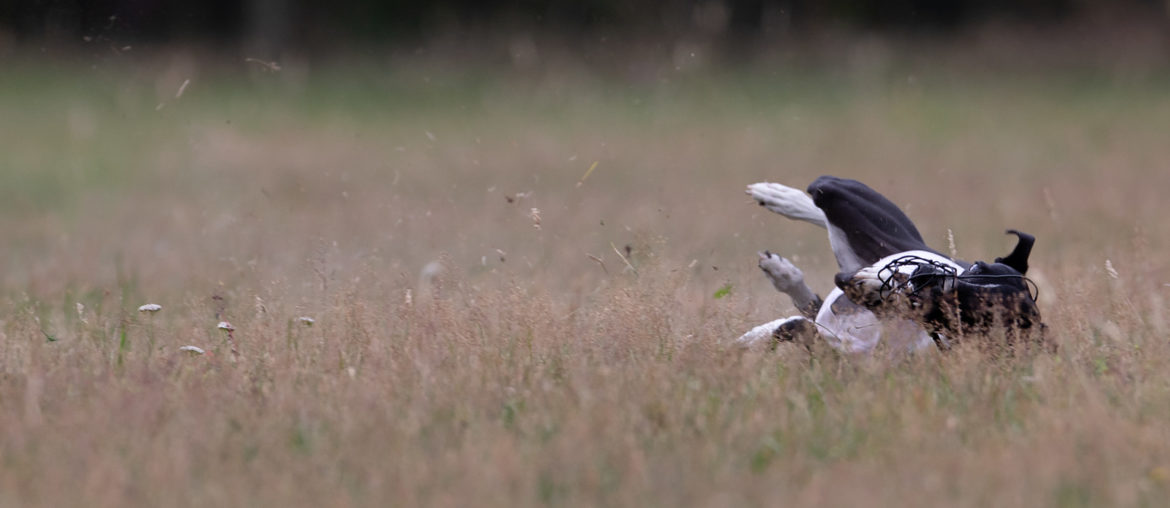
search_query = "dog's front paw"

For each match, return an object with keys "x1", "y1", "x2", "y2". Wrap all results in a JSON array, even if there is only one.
[
  {"x1": 836, "y1": 266, "x2": 911, "y2": 312},
  {"x1": 758, "y1": 251, "x2": 805, "y2": 293},
  {"x1": 836, "y1": 266, "x2": 890, "y2": 308}
]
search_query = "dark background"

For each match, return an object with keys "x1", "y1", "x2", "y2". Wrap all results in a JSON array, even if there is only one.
[{"x1": 3, "y1": 0, "x2": 1167, "y2": 57}]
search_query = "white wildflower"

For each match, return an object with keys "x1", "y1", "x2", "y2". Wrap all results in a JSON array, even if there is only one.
[
  {"x1": 297, "y1": 316, "x2": 315, "y2": 326},
  {"x1": 1105, "y1": 259, "x2": 1119, "y2": 280},
  {"x1": 138, "y1": 303, "x2": 162, "y2": 313},
  {"x1": 179, "y1": 345, "x2": 205, "y2": 355},
  {"x1": 217, "y1": 321, "x2": 239, "y2": 359}
]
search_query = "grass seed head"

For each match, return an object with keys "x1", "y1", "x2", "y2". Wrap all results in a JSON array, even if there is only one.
[{"x1": 1105, "y1": 259, "x2": 1120, "y2": 280}]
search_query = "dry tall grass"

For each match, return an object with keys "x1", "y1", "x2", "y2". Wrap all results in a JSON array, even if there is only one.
[{"x1": 1, "y1": 54, "x2": 1169, "y2": 507}]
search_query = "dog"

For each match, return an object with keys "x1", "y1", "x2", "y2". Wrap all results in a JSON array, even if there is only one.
[{"x1": 739, "y1": 175, "x2": 1043, "y2": 354}]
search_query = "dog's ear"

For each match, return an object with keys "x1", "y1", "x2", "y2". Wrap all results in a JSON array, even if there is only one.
[{"x1": 995, "y1": 229, "x2": 1034, "y2": 274}]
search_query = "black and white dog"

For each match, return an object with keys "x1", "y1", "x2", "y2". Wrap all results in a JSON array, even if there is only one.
[{"x1": 739, "y1": 175, "x2": 1043, "y2": 353}]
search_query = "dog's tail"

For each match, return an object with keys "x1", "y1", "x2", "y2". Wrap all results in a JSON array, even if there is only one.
[
  {"x1": 996, "y1": 229, "x2": 1035, "y2": 275},
  {"x1": 746, "y1": 182, "x2": 828, "y2": 228}
]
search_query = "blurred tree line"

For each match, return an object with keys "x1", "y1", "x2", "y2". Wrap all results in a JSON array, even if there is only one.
[{"x1": 1, "y1": 0, "x2": 1165, "y2": 55}]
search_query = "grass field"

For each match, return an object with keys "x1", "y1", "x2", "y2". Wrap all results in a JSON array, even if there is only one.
[{"x1": 2, "y1": 50, "x2": 1170, "y2": 507}]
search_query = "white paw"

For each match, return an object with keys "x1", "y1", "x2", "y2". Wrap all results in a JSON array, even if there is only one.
[
  {"x1": 746, "y1": 182, "x2": 827, "y2": 226},
  {"x1": 852, "y1": 264, "x2": 885, "y2": 288},
  {"x1": 839, "y1": 265, "x2": 887, "y2": 306},
  {"x1": 758, "y1": 250, "x2": 804, "y2": 293},
  {"x1": 839, "y1": 264, "x2": 915, "y2": 311}
]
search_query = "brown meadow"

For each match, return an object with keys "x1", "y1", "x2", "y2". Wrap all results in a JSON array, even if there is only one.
[{"x1": 1, "y1": 52, "x2": 1169, "y2": 506}]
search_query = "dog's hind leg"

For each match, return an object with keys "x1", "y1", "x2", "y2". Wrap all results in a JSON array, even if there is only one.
[
  {"x1": 746, "y1": 182, "x2": 828, "y2": 228},
  {"x1": 806, "y1": 176, "x2": 953, "y2": 272}
]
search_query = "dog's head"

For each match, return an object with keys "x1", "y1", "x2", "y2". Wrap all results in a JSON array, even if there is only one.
[{"x1": 836, "y1": 231, "x2": 1044, "y2": 342}]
